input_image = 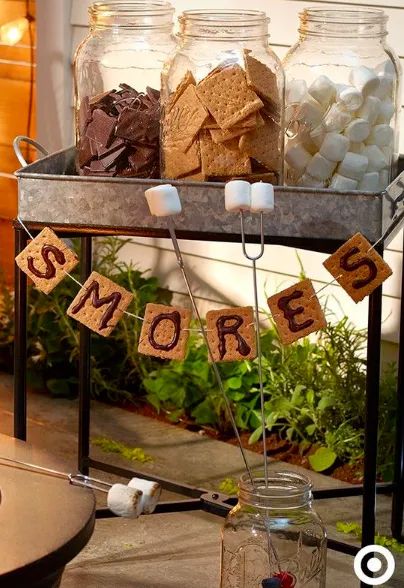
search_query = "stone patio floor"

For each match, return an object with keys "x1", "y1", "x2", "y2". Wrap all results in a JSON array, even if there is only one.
[{"x1": 0, "y1": 372, "x2": 403, "y2": 587}]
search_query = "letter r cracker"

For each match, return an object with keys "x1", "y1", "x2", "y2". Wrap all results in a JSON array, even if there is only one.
[
  {"x1": 206, "y1": 306, "x2": 256, "y2": 363},
  {"x1": 267, "y1": 279, "x2": 326, "y2": 345},
  {"x1": 67, "y1": 271, "x2": 133, "y2": 337},
  {"x1": 323, "y1": 232, "x2": 392, "y2": 303},
  {"x1": 15, "y1": 227, "x2": 79, "y2": 294},
  {"x1": 138, "y1": 303, "x2": 191, "y2": 360}
]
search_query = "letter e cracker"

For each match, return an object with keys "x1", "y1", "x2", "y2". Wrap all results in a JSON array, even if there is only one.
[
  {"x1": 206, "y1": 306, "x2": 256, "y2": 362},
  {"x1": 267, "y1": 279, "x2": 326, "y2": 345},
  {"x1": 67, "y1": 271, "x2": 133, "y2": 336},
  {"x1": 138, "y1": 303, "x2": 191, "y2": 360},
  {"x1": 323, "y1": 232, "x2": 392, "y2": 303}
]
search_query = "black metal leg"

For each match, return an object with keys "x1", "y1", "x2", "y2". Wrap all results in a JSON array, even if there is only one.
[
  {"x1": 392, "y1": 230, "x2": 404, "y2": 541},
  {"x1": 78, "y1": 237, "x2": 92, "y2": 475},
  {"x1": 14, "y1": 226, "x2": 28, "y2": 440},
  {"x1": 360, "y1": 279, "x2": 383, "y2": 587}
]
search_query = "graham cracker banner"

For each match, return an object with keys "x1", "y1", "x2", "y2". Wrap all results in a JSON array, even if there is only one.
[{"x1": 15, "y1": 226, "x2": 393, "y2": 356}]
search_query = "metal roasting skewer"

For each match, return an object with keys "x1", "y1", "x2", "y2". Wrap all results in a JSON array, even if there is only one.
[
  {"x1": 240, "y1": 210, "x2": 269, "y2": 488},
  {"x1": 167, "y1": 219, "x2": 254, "y2": 485}
]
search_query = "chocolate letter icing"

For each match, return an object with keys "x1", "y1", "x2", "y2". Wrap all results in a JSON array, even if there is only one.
[
  {"x1": 277, "y1": 290, "x2": 314, "y2": 333},
  {"x1": 148, "y1": 311, "x2": 181, "y2": 351},
  {"x1": 71, "y1": 281, "x2": 122, "y2": 330},
  {"x1": 340, "y1": 246, "x2": 377, "y2": 290},
  {"x1": 216, "y1": 315, "x2": 251, "y2": 360},
  {"x1": 27, "y1": 245, "x2": 66, "y2": 280}
]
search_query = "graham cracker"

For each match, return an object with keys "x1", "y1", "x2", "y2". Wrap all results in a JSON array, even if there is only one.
[
  {"x1": 164, "y1": 139, "x2": 200, "y2": 179},
  {"x1": 323, "y1": 233, "x2": 392, "y2": 303},
  {"x1": 138, "y1": 303, "x2": 191, "y2": 360},
  {"x1": 196, "y1": 64, "x2": 263, "y2": 130},
  {"x1": 165, "y1": 70, "x2": 196, "y2": 114},
  {"x1": 67, "y1": 271, "x2": 133, "y2": 337},
  {"x1": 267, "y1": 279, "x2": 327, "y2": 345},
  {"x1": 164, "y1": 84, "x2": 208, "y2": 152},
  {"x1": 210, "y1": 126, "x2": 250, "y2": 145},
  {"x1": 206, "y1": 306, "x2": 256, "y2": 363},
  {"x1": 239, "y1": 117, "x2": 281, "y2": 171},
  {"x1": 200, "y1": 130, "x2": 251, "y2": 177},
  {"x1": 244, "y1": 52, "x2": 280, "y2": 111},
  {"x1": 15, "y1": 227, "x2": 79, "y2": 295}
]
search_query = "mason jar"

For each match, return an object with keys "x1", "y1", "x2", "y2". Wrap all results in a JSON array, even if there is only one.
[
  {"x1": 283, "y1": 8, "x2": 401, "y2": 191},
  {"x1": 221, "y1": 471, "x2": 327, "y2": 588},
  {"x1": 74, "y1": 1, "x2": 175, "y2": 178},
  {"x1": 161, "y1": 10, "x2": 284, "y2": 184}
]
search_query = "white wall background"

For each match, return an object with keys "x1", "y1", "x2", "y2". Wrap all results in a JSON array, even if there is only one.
[{"x1": 36, "y1": 0, "x2": 404, "y2": 344}]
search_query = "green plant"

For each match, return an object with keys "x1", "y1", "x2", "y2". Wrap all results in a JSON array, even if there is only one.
[
  {"x1": 218, "y1": 477, "x2": 238, "y2": 495},
  {"x1": 92, "y1": 437, "x2": 154, "y2": 463},
  {"x1": 336, "y1": 521, "x2": 404, "y2": 554}
]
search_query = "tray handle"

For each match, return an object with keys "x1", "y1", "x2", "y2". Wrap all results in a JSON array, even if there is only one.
[{"x1": 13, "y1": 136, "x2": 49, "y2": 168}]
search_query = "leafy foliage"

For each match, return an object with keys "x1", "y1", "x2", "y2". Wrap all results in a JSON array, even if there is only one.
[
  {"x1": 218, "y1": 477, "x2": 239, "y2": 496},
  {"x1": 92, "y1": 436, "x2": 154, "y2": 463},
  {"x1": 336, "y1": 521, "x2": 404, "y2": 554}
]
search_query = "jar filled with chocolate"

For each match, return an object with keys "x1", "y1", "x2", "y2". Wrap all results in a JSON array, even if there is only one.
[
  {"x1": 161, "y1": 10, "x2": 284, "y2": 184},
  {"x1": 283, "y1": 8, "x2": 402, "y2": 191},
  {"x1": 74, "y1": 1, "x2": 175, "y2": 178}
]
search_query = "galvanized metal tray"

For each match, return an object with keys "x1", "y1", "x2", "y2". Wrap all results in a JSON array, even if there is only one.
[{"x1": 15, "y1": 142, "x2": 404, "y2": 245}]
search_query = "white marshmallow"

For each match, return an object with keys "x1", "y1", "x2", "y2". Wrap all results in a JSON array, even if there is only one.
[
  {"x1": 338, "y1": 152, "x2": 369, "y2": 181},
  {"x1": 366, "y1": 124, "x2": 394, "y2": 147},
  {"x1": 362, "y1": 145, "x2": 387, "y2": 172},
  {"x1": 336, "y1": 85, "x2": 363, "y2": 111},
  {"x1": 379, "y1": 169, "x2": 390, "y2": 190},
  {"x1": 144, "y1": 184, "x2": 182, "y2": 217},
  {"x1": 308, "y1": 75, "x2": 336, "y2": 106},
  {"x1": 285, "y1": 143, "x2": 312, "y2": 174},
  {"x1": 107, "y1": 484, "x2": 142, "y2": 518},
  {"x1": 299, "y1": 131, "x2": 319, "y2": 155},
  {"x1": 310, "y1": 124, "x2": 326, "y2": 148},
  {"x1": 374, "y1": 74, "x2": 394, "y2": 100},
  {"x1": 381, "y1": 145, "x2": 393, "y2": 162},
  {"x1": 323, "y1": 104, "x2": 352, "y2": 133},
  {"x1": 224, "y1": 180, "x2": 251, "y2": 212},
  {"x1": 319, "y1": 132, "x2": 349, "y2": 162},
  {"x1": 296, "y1": 95, "x2": 325, "y2": 128},
  {"x1": 376, "y1": 60, "x2": 396, "y2": 77},
  {"x1": 286, "y1": 79, "x2": 308, "y2": 104},
  {"x1": 128, "y1": 478, "x2": 161, "y2": 514},
  {"x1": 344, "y1": 119, "x2": 370, "y2": 142},
  {"x1": 350, "y1": 142, "x2": 365, "y2": 154},
  {"x1": 306, "y1": 153, "x2": 336, "y2": 181},
  {"x1": 377, "y1": 99, "x2": 395, "y2": 123},
  {"x1": 250, "y1": 182, "x2": 275, "y2": 212},
  {"x1": 299, "y1": 173, "x2": 326, "y2": 188},
  {"x1": 358, "y1": 172, "x2": 380, "y2": 192},
  {"x1": 357, "y1": 96, "x2": 381, "y2": 125},
  {"x1": 349, "y1": 66, "x2": 380, "y2": 97},
  {"x1": 329, "y1": 174, "x2": 358, "y2": 191}
]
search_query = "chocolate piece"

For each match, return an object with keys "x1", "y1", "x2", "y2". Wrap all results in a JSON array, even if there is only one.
[
  {"x1": 78, "y1": 136, "x2": 97, "y2": 167},
  {"x1": 116, "y1": 107, "x2": 159, "y2": 145},
  {"x1": 78, "y1": 96, "x2": 91, "y2": 135},
  {"x1": 86, "y1": 109, "x2": 116, "y2": 148}
]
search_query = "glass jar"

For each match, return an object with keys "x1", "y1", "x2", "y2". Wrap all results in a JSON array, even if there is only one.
[
  {"x1": 74, "y1": 1, "x2": 175, "y2": 178},
  {"x1": 283, "y1": 8, "x2": 401, "y2": 191},
  {"x1": 221, "y1": 472, "x2": 327, "y2": 588},
  {"x1": 161, "y1": 10, "x2": 284, "y2": 184}
]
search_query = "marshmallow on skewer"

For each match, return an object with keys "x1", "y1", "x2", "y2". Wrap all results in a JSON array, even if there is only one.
[
  {"x1": 358, "y1": 172, "x2": 380, "y2": 192},
  {"x1": 145, "y1": 184, "x2": 182, "y2": 217},
  {"x1": 357, "y1": 96, "x2": 381, "y2": 125},
  {"x1": 224, "y1": 180, "x2": 251, "y2": 212},
  {"x1": 285, "y1": 143, "x2": 312, "y2": 175},
  {"x1": 306, "y1": 153, "x2": 336, "y2": 181},
  {"x1": 128, "y1": 478, "x2": 161, "y2": 514},
  {"x1": 319, "y1": 132, "x2": 349, "y2": 162},
  {"x1": 107, "y1": 483, "x2": 143, "y2": 518},
  {"x1": 343, "y1": 119, "x2": 370, "y2": 143},
  {"x1": 250, "y1": 182, "x2": 274, "y2": 212},
  {"x1": 349, "y1": 66, "x2": 380, "y2": 97},
  {"x1": 308, "y1": 75, "x2": 336, "y2": 106},
  {"x1": 336, "y1": 85, "x2": 363, "y2": 111},
  {"x1": 366, "y1": 124, "x2": 394, "y2": 147},
  {"x1": 330, "y1": 174, "x2": 358, "y2": 191},
  {"x1": 361, "y1": 145, "x2": 387, "y2": 172},
  {"x1": 338, "y1": 152, "x2": 369, "y2": 181}
]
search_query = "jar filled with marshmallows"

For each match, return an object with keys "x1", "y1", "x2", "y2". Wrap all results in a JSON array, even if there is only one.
[{"x1": 283, "y1": 8, "x2": 401, "y2": 191}]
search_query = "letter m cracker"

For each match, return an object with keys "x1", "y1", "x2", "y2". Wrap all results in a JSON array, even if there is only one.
[{"x1": 323, "y1": 232, "x2": 392, "y2": 303}]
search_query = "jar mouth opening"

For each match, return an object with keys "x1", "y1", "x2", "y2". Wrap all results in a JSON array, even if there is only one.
[
  {"x1": 240, "y1": 471, "x2": 312, "y2": 499},
  {"x1": 180, "y1": 9, "x2": 270, "y2": 27},
  {"x1": 90, "y1": 1, "x2": 174, "y2": 18},
  {"x1": 300, "y1": 7, "x2": 388, "y2": 25}
]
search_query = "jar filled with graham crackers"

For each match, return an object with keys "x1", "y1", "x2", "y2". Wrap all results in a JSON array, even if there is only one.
[{"x1": 161, "y1": 10, "x2": 284, "y2": 184}]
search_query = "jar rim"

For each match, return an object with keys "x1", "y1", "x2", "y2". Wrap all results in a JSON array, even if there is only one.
[
  {"x1": 240, "y1": 471, "x2": 312, "y2": 499},
  {"x1": 300, "y1": 7, "x2": 388, "y2": 25},
  {"x1": 180, "y1": 9, "x2": 270, "y2": 26},
  {"x1": 90, "y1": 1, "x2": 174, "y2": 18}
]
